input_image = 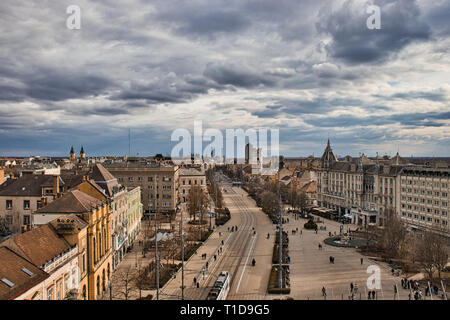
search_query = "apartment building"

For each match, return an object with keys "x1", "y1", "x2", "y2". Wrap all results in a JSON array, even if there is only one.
[
  {"x1": 126, "y1": 186, "x2": 143, "y2": 249},
  {"x1": 179, "y1": 168, "x2": 207, "y2": 203},
  {"x1": 0, "y1": 174, "x2": 63, "y2": 234},
  {"x1": 104, "y1": 162, "x2": 179, "y2": 216},
  {"x1": 317, "y1": 140, "x2": 406, "y2": 227},
  {"x1": 398, "y1": 167, "x2": 449, "y2": 236},
  {"x1": 33, "y1": 190, "x2": 112, "y2": 300}
]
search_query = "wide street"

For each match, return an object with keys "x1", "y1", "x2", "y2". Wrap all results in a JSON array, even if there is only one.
[{"x1": 110, "y1": 176, "x2": 419, "y2": 300}]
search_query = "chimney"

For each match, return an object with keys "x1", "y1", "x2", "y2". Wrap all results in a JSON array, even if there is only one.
[{"x1": 53, "y1": 175, "x2": 60, "y2": 198}]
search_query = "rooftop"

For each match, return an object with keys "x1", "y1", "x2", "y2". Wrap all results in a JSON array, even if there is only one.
[{"x1": 0, "y1": 247, "x2": 49, "y2": 300}]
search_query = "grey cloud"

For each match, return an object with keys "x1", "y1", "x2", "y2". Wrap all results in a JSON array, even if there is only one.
[
  {"x1": 316, "y1": 0, "x2": 431, "y2": 64},
  {"x1": 204, "y1": 62, "x2": 277, "y2": 88}
]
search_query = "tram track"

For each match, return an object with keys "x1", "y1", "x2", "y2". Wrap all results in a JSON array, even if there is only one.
[{"x1": 195, "y1": 185, "x2": 257, "y2": 300}]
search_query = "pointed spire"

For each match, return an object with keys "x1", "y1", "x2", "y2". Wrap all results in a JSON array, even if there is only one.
[
  {"x1": 80, "y1": 146, "x2": 85, "y2": 154},
  {"x1": 70, "y1": 146, "x2": 74, "y2": 154}
]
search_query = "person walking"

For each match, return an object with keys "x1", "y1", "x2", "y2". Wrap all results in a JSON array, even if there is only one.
[
  {"x1": 350, "y1": 282, "x2": 354, "y2": 293},
  {"x1": 360, "y1": 257, "x2": 363, "y2": 265},
  {"x1": 322, "y1": 287, "x2": 327, "y2": 298}
]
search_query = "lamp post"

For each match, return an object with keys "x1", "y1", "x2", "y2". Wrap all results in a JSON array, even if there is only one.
[
  {"x1": 180, "y1": 204, "x2": 185, "y2": 300},
  {"x1": 155, "y1": 210, "x2": 159, "y2": 300}
]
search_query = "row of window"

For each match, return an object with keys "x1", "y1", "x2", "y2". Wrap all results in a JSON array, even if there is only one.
[
  {"x1": 401, "y1": 204, "x2": 449, "y2": 213},
  {"x1": 402, "y1": 188, "x2": 448, "y2": 197},
  {"x1": 5, "y1": 199, "x2": 43, "y2": 210},
  {"x1": 401, "y1": 212, "x2": 448, "y2": 225},
  {"x1": 182, "y1": 179, "x2": 204, "y2": 185},
  {"x1": 402, "y1": 180, "x2": 448, "y2": 188},
  {"x1": 118, "y1": 176, "x2": 172, "y2": 182},
  {"x1": 3, "y1": 215, "x2": 30, "y2": 226}
]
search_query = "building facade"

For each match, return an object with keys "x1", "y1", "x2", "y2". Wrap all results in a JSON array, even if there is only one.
[
  {"x1": 398, "y1": 167, "x2": 449, "y2": 236},
  {"x1": 0, "y1": 174, "x2": 63, "y2": 234},
  {"x1": 179, "y1": 168, "x2": 207, "y2": 203},
  {"x1": 104, "y1": 163, "x2": 179, "y2": 216}
]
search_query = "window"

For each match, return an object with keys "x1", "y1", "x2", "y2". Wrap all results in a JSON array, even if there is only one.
[
  {"x1": 47, "y1": 287, "x2": 53, "y2": 300},
  {"x1": 148, "y1": 177, "x2": 153, "y2": 182},
  {"x1": 37, "y1": 200, "x2": 42, "y2": 209},
  {"x1": 138, "y1": 177, "x2": 142, "y2": 182},
  {"x1": 23, "y1": 215, "x2": 30, "y2": 226},
  {"x1": 23, "y1": 200, "x2": 30, "y2": 210},
  {"x1": 6, "y1": 200, "x2": 12, "y2": 210},
  {"x1": 128, "y1": 177, "x2": 134, "y2": 182}
]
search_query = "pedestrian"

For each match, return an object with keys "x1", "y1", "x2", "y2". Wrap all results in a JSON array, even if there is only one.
[
  {"x1": 193, "y1": 277, "x2": 197, "y2": 285},
  {"x1": 360, "y1": 257, "x2": 363, "y2": 265},
  {"x1": 322, "y1": 287, "x2": 327, "y2": 297},
  {"x1": 350, "y1": 282, "x2": 354, "y2": 292},
  {"x1": 214, "y1": 255, "x2": 217, "y2": 261},
  {"x1": 434, "y1": 285, "x2": 439, "y2": 296},
  {"x1": 206, "y1": 262, "x2": 209, "y2": 270}
]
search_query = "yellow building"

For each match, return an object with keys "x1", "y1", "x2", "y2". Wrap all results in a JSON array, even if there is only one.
[{"x1": 34, "y1": 189, "x2": 112, "y2": 300}]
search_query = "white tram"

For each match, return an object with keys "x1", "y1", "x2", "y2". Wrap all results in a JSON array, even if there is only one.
[{"x1": 206, "y1": 271, "x2": 230, "y2": 300}]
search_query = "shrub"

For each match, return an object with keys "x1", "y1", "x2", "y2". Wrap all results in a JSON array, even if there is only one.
[
  {"x1": 267, "y1": 265, "x2": 291, "y2": 294},
  {"x1": 272, "y1": 244, "x2": 289, "y2": 264},
  {"x1": 304, "y1": 219, "x2": 317, "y2": 230}
]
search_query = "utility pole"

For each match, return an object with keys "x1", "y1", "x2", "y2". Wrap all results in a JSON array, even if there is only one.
[
  {"x1": 198, "y1": 199, "x2": 202, "y2": 241},
  {"x1": 155, "y1": 209, "x2": 159, "y2": 300},
  {"x1": 278, "y1": 189, "x2": 283, "y2": 289},
  {"x1": 180, "y1": 204, "x2": 185, "y2": 300}
]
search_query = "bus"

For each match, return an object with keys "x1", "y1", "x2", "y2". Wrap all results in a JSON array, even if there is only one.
[{"x1": 206, "y1": 271, "x2": 230, "y2": 300}]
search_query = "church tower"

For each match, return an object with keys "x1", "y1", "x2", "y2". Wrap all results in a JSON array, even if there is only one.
[
  {"x1": 80, "y1": 146, "x2": 86, "y2": 159},
  {"x1": 69, "y1": 146, "x2": 76, "y2": 161},
  {"x1": 320, "y1": 139, "x2": 338, "y2": 169}
]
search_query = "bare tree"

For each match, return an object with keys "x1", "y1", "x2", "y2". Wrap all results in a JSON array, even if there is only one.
[
  {"x1": 261, "y1": 190, "x2": 280, "y2": 217},
  {"x1": 298, "y1": 192, "x2": 308, "y2": 215},
  {"x1": 378, "y1": 208, "x2": 408, "y2": 259},
  {"x1": 112, "y1": 266, "x2": 138, "y2": 300},
  {"x1": 187, "y1": 185, "x2": 208, "y2": 221},
  {"x1": 416, "y1": 231, "x2": 449, "y2": 280}
]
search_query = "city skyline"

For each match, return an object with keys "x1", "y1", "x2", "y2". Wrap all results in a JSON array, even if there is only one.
[{"x1": 1, "y1": 1, "x2": 449, "y2": 156}]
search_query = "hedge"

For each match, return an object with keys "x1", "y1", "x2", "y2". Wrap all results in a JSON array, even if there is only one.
[
  {"x1": 304, "y1": 219, "x2": 318, "y2": 230},
  {"x1": 267, "y1": 265, "x2": 291, "y2": 294}
]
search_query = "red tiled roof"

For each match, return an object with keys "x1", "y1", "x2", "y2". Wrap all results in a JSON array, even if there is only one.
[
  {"x1": 0, "y1": 247, "x2": 49, "y2": 300},
  {"x1": 34, "y1": 189, "x2": 103, "y2": 215}
]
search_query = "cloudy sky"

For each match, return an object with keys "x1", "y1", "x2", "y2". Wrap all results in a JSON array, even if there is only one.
[{"x1": 0, "y1": 0, "x2": 449, "y2": 158}]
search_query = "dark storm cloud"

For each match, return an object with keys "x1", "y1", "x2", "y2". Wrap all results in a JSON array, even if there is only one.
[
  {"x1": 204, "y1": 62, "x2": 277, "y2": 88},
  {"x1": 305, "y1": 111, "x2": 450, "y2": 128},
  {"x1": 316, "y1": 0, "x2": 431, "y2": 64},
  {"x1": 24, "y1": 72, "x2": 115, "y2": 101}
]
